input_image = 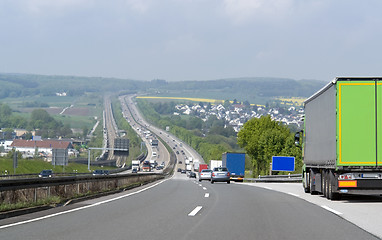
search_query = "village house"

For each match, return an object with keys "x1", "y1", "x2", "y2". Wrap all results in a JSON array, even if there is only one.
[{"x1": 10, "y1": 139, "x2": 75, "y2": 160}]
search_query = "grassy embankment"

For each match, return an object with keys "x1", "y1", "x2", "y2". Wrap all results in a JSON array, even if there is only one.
[{"x1": 0, "y1": 158, "x2": 115, "y2": 175}]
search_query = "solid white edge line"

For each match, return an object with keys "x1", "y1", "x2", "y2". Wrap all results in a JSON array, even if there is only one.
[
  {"x1": 0, "y1": 177, "x2": 170, "y2": 230},
  {"x1": 287, "y1": 192, "x2": 299, "y2": 197},
  {"x1": 321, "y1": 205, "x2": 343, "y2": 215},
  {"x1": 204, "y1": 193, "x2": 210, "y2": 198},
  {"x1": 240, "y1": 183, "x2": 345, "y2": 216},
  {"x1": 188, "y1": 206, "x2": 203, "y2": 216}
]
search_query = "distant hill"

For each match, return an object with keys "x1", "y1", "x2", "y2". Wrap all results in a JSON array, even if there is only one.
[
  {"x1": 0, "y1": 73, "x2": 143, "y2": 99},
  {"x1": 146, "y1": 77, "x2": 327, "y2": 105},
  {"x1": 0, "y1": 73, "x2": 326, "y2": 104}
]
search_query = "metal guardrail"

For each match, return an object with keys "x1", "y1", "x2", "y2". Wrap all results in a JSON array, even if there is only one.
[
  {"x1": 0, "y1": 172, "x2": 163, "y2": 191},
  {"x1": 245, "y1": 173, "x2": 302, "y2": 183},
  {"x1": 0, "y1": 172, "x2": 94, "y2": 180}
]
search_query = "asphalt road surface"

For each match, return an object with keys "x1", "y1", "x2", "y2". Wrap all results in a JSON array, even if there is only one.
[{"x1": 0, "y1": 173, "x2": 378, "y2": 240}]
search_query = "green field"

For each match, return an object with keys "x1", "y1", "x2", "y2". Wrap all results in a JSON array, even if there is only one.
[
  {"x1": 54, "y1": 115, "x2": 97, "y2": 129},
  {"x1": 2, "y1": 95, "x2": 78, "y2": 109},
  {"x1": 1, "y1": 93, "x2": 103, "y2": 130}
]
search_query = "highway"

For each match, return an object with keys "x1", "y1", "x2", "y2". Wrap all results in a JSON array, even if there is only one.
[
  {"x1": 0, "y1": 172, "x2": 378, "y2": 240},
  {"x1": 121, "y1": 95, "x2": 202, "y2": 162},
  {"x1": 0, "y1": 94, "x2": 380, "y2": 239},
  {"x1": 119, "y1": 95, "x2": 200, "y2": 172},
  {"x1": 119, "y1": 95, "x2": 171, "y2": 172}
]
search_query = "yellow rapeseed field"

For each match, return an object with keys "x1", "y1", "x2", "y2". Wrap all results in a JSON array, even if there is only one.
[
  {"x1": 136, "y1": 96, "x2": 265, "y2": 106},
  {"x1": 136, "y1": 96, "x2": 225, "y2": 104}
]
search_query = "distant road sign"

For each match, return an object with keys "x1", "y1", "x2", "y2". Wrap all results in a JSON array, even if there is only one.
[
  {"x1": 52, "y1": 148, "x2": 68, "y2": 166},
  {"x1": 272, "y1": 156, "x2": 295, "y2": 171}
]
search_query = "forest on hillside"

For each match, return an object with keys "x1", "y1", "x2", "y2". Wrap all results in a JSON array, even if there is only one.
[{"x1": 0, "y1": 73, "x2": 326, "y2": 104}]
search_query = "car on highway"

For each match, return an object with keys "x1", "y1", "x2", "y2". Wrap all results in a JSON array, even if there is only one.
[
  {"x1": 189, "y1": 172, "x2": 196, "y2": 178},
  {"x1": 39, "y1": 169, "x2": 53, "y2": 178},
  {"x1": 181, "y1": 169, "x2": 186, "y2": 174},
  {"x1": 132, "y1": 168, "x2": 138, "y2": 173},
  {"x1": 92, "y1": 169, "x2": 109, "y2": 176},
  {"x1": 177, "y1": 168, "x2": 182, "y2": 172},
  {"x1": 199, "y1": 169, "x2": 212, "y2": 182},
  {"x1": 211, "y1": 167, "x2": 230, "y2": 184}
]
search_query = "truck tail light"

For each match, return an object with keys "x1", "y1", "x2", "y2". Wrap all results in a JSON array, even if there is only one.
[
  {"x1": 338, "y1": 173, "x2": 355, "y2": 180},
  {"x1": 212, "y1": 173, "x2": 215, "y2": 177}
]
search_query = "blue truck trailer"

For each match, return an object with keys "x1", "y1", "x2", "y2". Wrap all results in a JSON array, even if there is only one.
[{"x1": 222, "y1": 152, "x2": 245, "y2": 182}]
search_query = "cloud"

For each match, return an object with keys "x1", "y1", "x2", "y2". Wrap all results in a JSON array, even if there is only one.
[
  {"x1": 222, "y1": 0, "x2": 295, "y2": 24},
  {"x1": 124, "y1": 0, "x2": 151, "y2": 14},
  {"x1": 165, "y1": 34, "x2": 201, "y2": 54},
  {"x1": 21, "y1": 0, "x2": 94, "y2": 15},
  {"x1": 221, "y1": 0, "x2": 330, "y2": 27}
]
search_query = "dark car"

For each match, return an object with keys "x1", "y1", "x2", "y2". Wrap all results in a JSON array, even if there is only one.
[
  {"x1": 211, "y1": 167, "x2": 230, "y2": 184},
  {"x1": 132, "y1": 168, "x2": 138, "y2": 173},
  {"x1": 93, "y1": 169, "x2": 109, "y2": 176},
  {"x1": 189, "y1": 172, "x2": 196, "y2": 178},
  {"x1": 39, "y1": 169, "x2": 53, "y2": 178},
  {"x1": 181, "y1": 169, "x2": 186, "y2": 174},
  {"x1": 177, "y1": 168, "x2": 182, "y2": 172}
]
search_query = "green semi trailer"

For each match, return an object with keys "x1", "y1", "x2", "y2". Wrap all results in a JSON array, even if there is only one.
[{"x1": 301, "y1": 77, "x2": 382, "y2": 200}]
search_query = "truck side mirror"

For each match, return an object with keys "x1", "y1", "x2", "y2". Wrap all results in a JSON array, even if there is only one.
[{"x1": 294, "y1": 131, "x2": 302, "y2": 146}]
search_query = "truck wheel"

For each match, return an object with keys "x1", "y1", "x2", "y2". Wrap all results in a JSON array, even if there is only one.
[
  {"x1": 211, "y1": 180, "x2": 214, "y2": 184},
  {"x1": 199, "y1": 179, "x2": 202, "y2": 182},
  {"x1": 304, "y1": 171, "x2": 311, "y2": 193},
  {"x1": 227, "y1": 181, "x2": 230, "y2": 184},
  {"x1": 325, "y1": 174, "x2": 330, "y2": 199},
  {"x1": 323, "y1": 171, "x2": 328, "y2": 198},
  {"x1": 328, "y1": 172, "x2": 340, "y2": 200},
  {"x1": 322, "y1": 171, "x2": 327, "y2": 197},
  {"x1": 328, "y1": 181, "x2": 334, "y2": 200},
  {"x1": 310, "y1": 170, "x2": 318, "y2": 195}
]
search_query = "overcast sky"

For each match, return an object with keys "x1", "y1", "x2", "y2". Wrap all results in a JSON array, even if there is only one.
[{"x1": 1, "y1": 0, "x2": 382, "y2": 82}]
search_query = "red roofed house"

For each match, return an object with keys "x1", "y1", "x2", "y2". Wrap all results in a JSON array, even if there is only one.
[{"x1": 10, "y1": 139, "x2": 73, "y2": 160}]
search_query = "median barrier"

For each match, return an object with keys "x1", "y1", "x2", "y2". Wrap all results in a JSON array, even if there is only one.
[
  {"x1": 245, "y1": 173, "x2": 302, "y2": 183},
  {"x1": 0, "y1": 173, "x2": 164, "y2": 210}
]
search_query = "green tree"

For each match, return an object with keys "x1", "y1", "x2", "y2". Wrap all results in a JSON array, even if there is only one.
[
  {"x1": 223, "y1": 100, "x2": 231, "y2": 108},
  {"x1": 29, "y1": 109, "x2": 72, "y2": 138},
  {"x1": 82, "y1": 126, "x2": 89, "y2": 138},
  {"x1": 237, "y1": 115, "x2": 301, "y2": 176},
  {"x1": 2, "y1": 128, "x2": 14, "y2": 139}
]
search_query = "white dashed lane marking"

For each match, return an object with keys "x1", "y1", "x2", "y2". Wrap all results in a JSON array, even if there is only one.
[{"x1": 188, "y1": 206, "x2": 203, "y2": 216}]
